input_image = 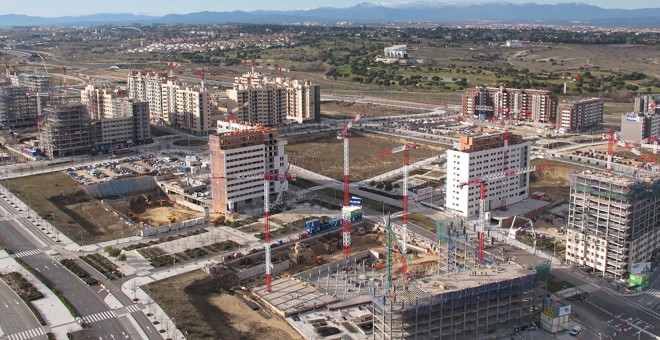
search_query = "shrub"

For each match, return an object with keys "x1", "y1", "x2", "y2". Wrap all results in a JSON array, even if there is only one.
[
  {"x1": 104, "y1": 246, "x2": 122, "y2": 257},
  {"x1": 117, "y1": 254, "x2": 127, "y2": 262}
]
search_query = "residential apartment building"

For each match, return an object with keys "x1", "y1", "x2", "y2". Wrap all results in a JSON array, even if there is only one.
[
  {"x1": 461, "y1": 86, "x2": 556, "y2": 123},
  {"x1": 226, "y1": 71, "x2": 320, "y2": 126},
  {"x1": 40, "y1": 103, "x2": 99, "y2": 158},
  {"x1": 633, "y1": 94, "x2": 660, "y2": 115},
  {"x1": 0, "y1": 83, "x2": 38, "y2": 129},
  {"x1": 565, "y1": 171, "x2": 660, "y2": 280},
  {"x1": 80, "y1": 85, "x2": 152, "y2": 145},
  {"x1": 556, "y1": 98, "x2": 603, "y2": 132},
  {"x1": 127, "y1": 71, "x2": 214, "y2": 134},
  {"x1": 446, "y1": 130, "x2": 531, "y2": 217},
  {"x1": 209, "y1": 121, "x2": 288, "y2": 214}
]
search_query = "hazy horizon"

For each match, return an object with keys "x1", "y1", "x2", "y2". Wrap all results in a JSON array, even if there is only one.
[{"x1": 0, "y1": 0, "x2": 657, "y2": 17}]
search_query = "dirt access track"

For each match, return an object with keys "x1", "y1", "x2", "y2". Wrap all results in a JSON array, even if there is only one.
[
  {"x1": 1, "y1": 172, "x2": 127, "y2": 244},
  {"x1": 286, "y1": 131, "x2": 445, "y2": 181}
]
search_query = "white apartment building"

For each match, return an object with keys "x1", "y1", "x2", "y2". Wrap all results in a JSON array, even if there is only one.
[
  {"x1": 446, "y1": 131, "x2": 531, "y2": 217},
  {"x1": 226, "y1": 71, "x2": 319, "y2": 126},
  {"x1": 209, "y1": 121, "x2": 288, "y2": 214},
  {"x1": 565, "y1": 172, "x2": 660, "y2": 279},
  {"x1": 127, "y1": 71, "x2": 214, "y2": 134}
]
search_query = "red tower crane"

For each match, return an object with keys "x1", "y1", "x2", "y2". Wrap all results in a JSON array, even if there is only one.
[
  {"x1": 338, "y1": 111, "x2": 365, "y2": 265},
  {"x1": 262, "y1": 172, "x2": 296, "y2": 293},
  {"x1": 212, "y1": 171, "x2": 296, "y2": 293},
  {"x1": 606, "y1": 128, "x2": 657, "y2": 172},
  {"x1": 377, "y1": 143, "x2": 419, "y2": 277},
  {"x1": 458, "y1": 164, "x2": 551, "y2": 265}
]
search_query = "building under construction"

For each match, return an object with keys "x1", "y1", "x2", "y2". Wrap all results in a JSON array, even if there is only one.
[
  {"x1": 251, "y1": 219, "x2": 547, "y2": 340},
  {"x1": 40, "y1": 103, "x2": 99, "y2": 158},
  {"x1": 0, "y1": 83, "x2": 38, "y2": 129},
  {"x1": 565, "y1": 171, "x2": 660, "y2": 280}
]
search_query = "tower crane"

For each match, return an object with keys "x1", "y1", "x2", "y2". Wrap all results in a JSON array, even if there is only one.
[
  {"x1": 562, "y1": 75, "x2": 581, "y2": 102},
  {"x1": 262, "y1": 172, "x2": 296, "y2": 292},
  {"x1": 227, "y1": 102, "x2": 250, "y2": 129},
  {"x1": 606, "y1": 128, "x2": 658, "y2": 173},
  {"x1": 377, "y1": 143, "x2": 419, "y2": 277},
  {"x1": 338, "y1": 111, "x2": 364, "y2": 266},
  {"x1": 211, "y1": 171, "x2": 296, "y2": 293},
  {"x1": 458, "y1": 164, "x2": 552, "y2": 265}
]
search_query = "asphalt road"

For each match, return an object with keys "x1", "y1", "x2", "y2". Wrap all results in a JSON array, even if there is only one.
[
  {"x1": 551, "y1": 267, "x2": 660, "y2": 340},
  {"x1": 0, "y1": 197, "x2": 157, "y2": 340},
  {"x1": 0, "y1": 278, "x2": 45, "y2": 339}
]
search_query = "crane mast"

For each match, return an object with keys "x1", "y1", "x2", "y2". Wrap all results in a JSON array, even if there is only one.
[
  {"x1": 338, "y1": 112, "x2": 364, "y2": 266},
  {"x1": 377, "y1": 143, "x2": 419, "y2": 277}
]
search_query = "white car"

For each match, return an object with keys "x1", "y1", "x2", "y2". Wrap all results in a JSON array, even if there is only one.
[{"x1": 569, "y1": 324, "x2": 582, "y2": 336}]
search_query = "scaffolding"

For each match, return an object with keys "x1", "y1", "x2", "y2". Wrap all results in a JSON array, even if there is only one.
[
  {"x1": 371, "y1": 272, "x2": 536, "y2": 340},
  {"x1": 566, "y1": 171, "x2": 660, "y2": 280}
]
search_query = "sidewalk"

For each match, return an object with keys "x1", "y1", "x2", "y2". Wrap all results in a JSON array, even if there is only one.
[{"x1": 0, "y1": 250, "x2": 82, "y2": 339}]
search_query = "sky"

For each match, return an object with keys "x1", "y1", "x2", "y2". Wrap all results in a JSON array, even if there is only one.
[{"x1": 0, "y1": 0, "x2": 655, "y2": 17}]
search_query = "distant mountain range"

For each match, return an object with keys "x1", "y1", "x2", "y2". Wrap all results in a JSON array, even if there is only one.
[{"x1": 1, "y1": 2, "x2": 659, "y2": 28}]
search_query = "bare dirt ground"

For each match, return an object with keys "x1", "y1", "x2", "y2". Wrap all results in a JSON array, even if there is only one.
[
  {"x1": 321, "y1": 100, "x2": 427, "y2": 119},
  {"x1": 1, "y1": 173, "x2": 126, "y2": 244},
  {"x1": 136, "y1": 205, "x2": 204, "y2": 226},
  {"x1": 529, "y1": 159, "x2": 586, "y2": 202},
  {"x1": 286, "y1": 131, "x2": 446, "y2": 181},
  {"x1": 207, "y1": 294, "x2": 303, "y2": 340},
  {"x1": 148, "y1": 268, "x2": 302, "y2": 340}
]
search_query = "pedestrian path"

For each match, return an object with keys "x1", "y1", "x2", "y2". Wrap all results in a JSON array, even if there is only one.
[
  {"x1": 4, "y1": 327, "x2": 46, "y2": 340},
  {"x1": 82, "y1": 310, "x2": 117, "y2": 324},
  {"x1": 12, "y1": 248, "x2": 43, "y2": 258}
]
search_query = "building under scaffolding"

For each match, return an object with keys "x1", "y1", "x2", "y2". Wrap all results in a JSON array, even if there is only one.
[
  {"x1": 565, "y1": 171, "x2": 660, "y2": 280},
  {"x1": 371, "y1": 267, "x2": 536, "y2": 340}
]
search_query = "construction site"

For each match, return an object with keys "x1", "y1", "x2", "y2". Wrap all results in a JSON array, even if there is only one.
[{"x1": 226, "y1": 215, "x2": 550, "y2": 340}]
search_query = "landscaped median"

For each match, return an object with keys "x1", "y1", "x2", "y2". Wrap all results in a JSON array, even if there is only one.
[{"x1": 0, "y1": 249, "x2": 82, "y2": 338}]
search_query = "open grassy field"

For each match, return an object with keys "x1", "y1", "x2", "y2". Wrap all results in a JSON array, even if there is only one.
[
  {"x1": 147, "y1": 269, "x2": 301, "y2": 340},
  {"x1": 321, "y1": 100, "x2": 427, "y2": 119},
  {"x1": 286, "y1": 131, "x2": 446, "y2": 181},
  {"x1": 507, "y1": 44, "x2": 660, "y2": 77},
  {"x1": 1, "y1": 173, "x2": 127, "y2": 244}
]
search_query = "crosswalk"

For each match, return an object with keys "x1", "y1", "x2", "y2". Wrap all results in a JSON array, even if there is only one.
[
  {"x1": 644, "y1": 288, "x2": 660, "y2": 298},
  {"x1": 82, "y1": 310, "x2": 117, "y2": 324},
  {"x1": 12, "y1": 249, "x2": 43, "y2": 258},
  {"x1": 0, "y1": 215, "x2": 15, "y2": 222},
  {"x1": 125, "y1": 304, "x2": 142, "y2": 313},
  {"x1": 4, "y1": 327, "x2": 45, "y2": 340}
]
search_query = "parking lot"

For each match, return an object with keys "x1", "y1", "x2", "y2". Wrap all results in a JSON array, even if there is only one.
[{"x1": 64, "y1": 151, "x2": 198, "y2": 185}]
